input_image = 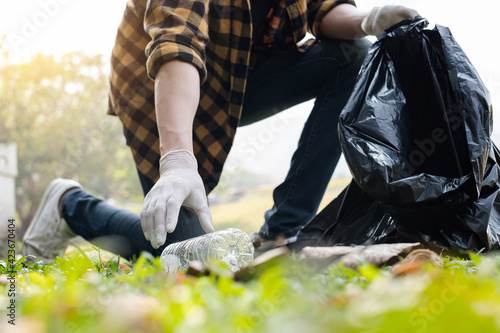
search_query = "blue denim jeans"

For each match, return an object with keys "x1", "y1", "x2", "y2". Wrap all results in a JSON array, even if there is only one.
[
  {"x1": 241, "y1": 38, "x2": 371, "y2": 239},
  {"x1": 62, "y1": 38, "x2": 370, "y2": 258},
  {"x1": 62, "y1": 171, "x2": 205, "y2": 258}
]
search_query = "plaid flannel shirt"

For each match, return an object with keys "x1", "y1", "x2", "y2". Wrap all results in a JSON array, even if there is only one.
[{"x1": 108, "y1": 0, "x2": 356, "y2": 194}]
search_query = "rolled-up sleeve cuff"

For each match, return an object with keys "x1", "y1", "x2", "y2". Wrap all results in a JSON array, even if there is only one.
[
  {"x1": 146, "y1": 42, "x2": 207, "y2": 83},
  {"x1": 311, "y1": 0, "x2": 357, "y2": 38}
]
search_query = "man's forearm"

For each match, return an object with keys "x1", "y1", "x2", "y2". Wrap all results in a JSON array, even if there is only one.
[
  {"x1": 319, "y1": 4, "x2": 367, "y2": 40},
  {"x1": 155, "y1": 60, "x2": 200, "y2": 156}
]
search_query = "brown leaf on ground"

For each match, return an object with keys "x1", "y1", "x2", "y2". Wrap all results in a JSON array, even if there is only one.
[
  {"x1": 391, "y1": 249, "x2": 444, "y2": 276},
  {"x1": 101, "y1": 260, "x2": 131, "y2": 271},
  {"x1": 118, "y1": 263, "x2": 132, "y2": 271}
]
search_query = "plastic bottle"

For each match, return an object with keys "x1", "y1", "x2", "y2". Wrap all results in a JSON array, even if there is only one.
[{"x1": 160, "y1": 228, "x2": 254, "y2": 273}]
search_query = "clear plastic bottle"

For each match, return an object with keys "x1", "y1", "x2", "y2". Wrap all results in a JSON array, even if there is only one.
[{"x1": 160, "y1": 228, "x2": 254, "y2": 273}]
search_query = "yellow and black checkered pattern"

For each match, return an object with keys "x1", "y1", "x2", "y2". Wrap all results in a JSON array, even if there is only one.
[{"x1": 108, "y1": 0, "x2": 356, "y2": 194}]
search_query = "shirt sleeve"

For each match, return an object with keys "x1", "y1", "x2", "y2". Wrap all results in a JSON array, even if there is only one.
[
  {"x1": 307, "y1": 0, "x2": 357, "y2": 38},
  {"x1": 144, "y1": 0, "x2": 210, "y2": 82}
]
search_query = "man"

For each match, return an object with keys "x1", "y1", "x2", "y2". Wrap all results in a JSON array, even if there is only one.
[{"x1": 23, "y1": 0, "x2": 417, "y2": 261}]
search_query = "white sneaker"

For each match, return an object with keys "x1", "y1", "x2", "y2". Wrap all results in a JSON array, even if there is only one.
[{"x1": 22, "y1": 178, "x2": 82, "y2": 262}]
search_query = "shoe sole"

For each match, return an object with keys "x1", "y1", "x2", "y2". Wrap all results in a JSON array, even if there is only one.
[
  {"x1": 22, "y1": 179, "x2": 80, "y2": 256},
  {"x1": 253, "y1": 234, "x2": 298, "y2": 253}
]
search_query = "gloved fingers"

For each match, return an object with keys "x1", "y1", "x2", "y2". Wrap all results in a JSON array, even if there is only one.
[
  {"x1": 390, "y1": 6, "x2": 418, "y2": 20},
  {"x1": 146, "y1": 194, "x2": 162, "y2": 249},
  {"x1": 197, "y1": 207, "x2": 215, "y2": 234},
  {"x1": 187, "y1": 187, "x2": 215, "y2": 233},
  {"x1": 152, "y1": 199, "x2": 167, "y2": 249},
  {"x1": 140, "y1": 198, "x2": 151, "y2": 241},
  {"x1": 165, "y1": 192, "x2": 183, "y2": 234},
  {"x1": 150, "y1": 183, "x2": 174, "y2": 248},
  {"x1": 363, "y1": 5, "x2": 419, "y2": 36}
]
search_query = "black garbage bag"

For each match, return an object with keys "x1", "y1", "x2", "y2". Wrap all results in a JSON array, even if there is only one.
[
  {"x1": 294, "y1": 17, "x2": 500, "y2": 252},
  {"x1": 291, "y1": 179, "x2": 398, "y2": 251}
]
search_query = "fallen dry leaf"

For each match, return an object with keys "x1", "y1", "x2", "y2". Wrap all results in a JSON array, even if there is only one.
[{"x1": 391, "y1": 249, "x2": 444, "y2": 276}]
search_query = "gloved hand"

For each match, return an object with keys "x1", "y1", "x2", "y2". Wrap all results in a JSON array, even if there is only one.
[
  {"x1": 361, "y1": 5, "x2": 419, "y2": 37},
  {"x1": 140, "y1": 150, "x2": 215, "y2": 249}
]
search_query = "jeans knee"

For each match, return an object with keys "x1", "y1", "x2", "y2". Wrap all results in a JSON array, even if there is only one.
[
  {"x1": 341, "y1": 38, "x2": 371, "y2": 72},
  {"x1": 316, "y1": 38, "x2": 371, "y2": 76}
]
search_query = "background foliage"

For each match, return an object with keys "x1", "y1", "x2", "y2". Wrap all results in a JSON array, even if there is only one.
[{"x1": 0, "y1": 45, "x2": 142, "y2": 236}]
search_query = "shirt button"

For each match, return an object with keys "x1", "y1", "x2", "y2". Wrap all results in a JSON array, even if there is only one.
[
  {"x1": 231, "y1": 97, "x2": 240, "y2": 104},
  {"x1": 238, "y1": 57, "x2": 246, "y2": 64}
]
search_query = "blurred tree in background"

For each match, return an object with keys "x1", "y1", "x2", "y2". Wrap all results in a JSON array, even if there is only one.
[{"x1": 0, "y1": 45, "x2": 143, "y2": 237}]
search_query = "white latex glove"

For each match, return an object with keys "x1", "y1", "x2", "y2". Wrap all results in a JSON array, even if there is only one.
[
  {"x1": 140, "y1": 150, "x2": 215, "y2": 249},
  {"x1": 361, "y1": 5, "x2": 419, "y2": 37}
]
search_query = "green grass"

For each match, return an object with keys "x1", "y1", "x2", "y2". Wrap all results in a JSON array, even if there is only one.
[{"x1": 1, "y1": 249, "x2": 500, "y2": 332}]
